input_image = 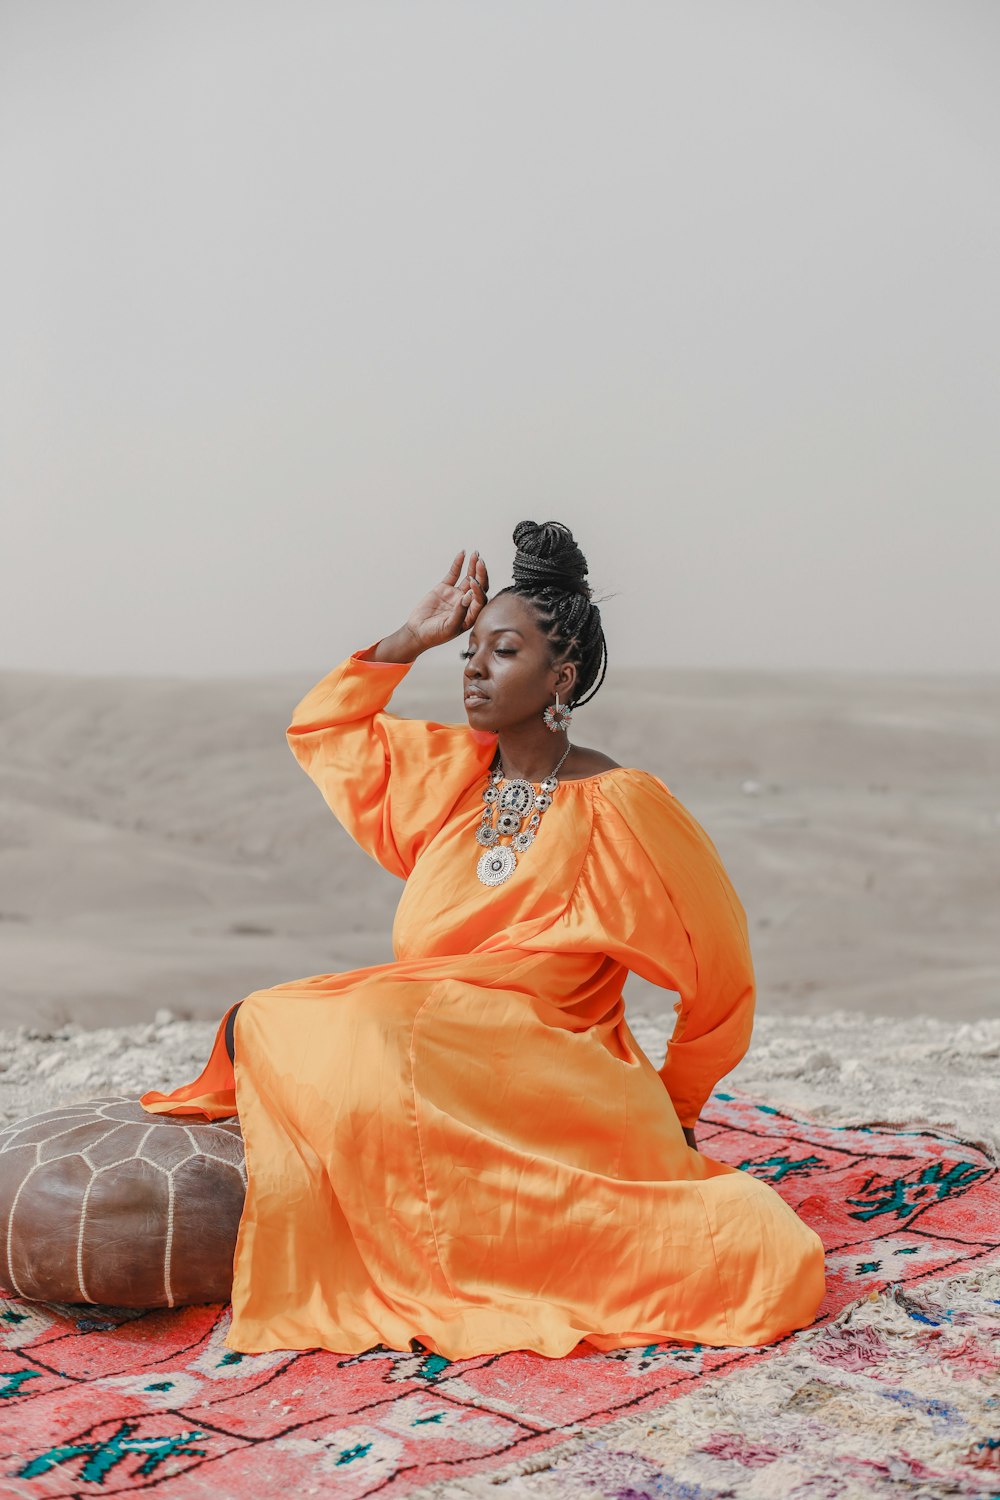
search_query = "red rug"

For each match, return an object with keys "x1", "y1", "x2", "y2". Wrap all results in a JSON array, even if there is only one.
[{"x1": 0, "y1": 1092, "x2": 996, "y2": 1498}]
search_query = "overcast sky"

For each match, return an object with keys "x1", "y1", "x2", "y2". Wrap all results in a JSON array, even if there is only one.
[{"x1": 1, "y1": 0, "x2": 997, "y2": 677}]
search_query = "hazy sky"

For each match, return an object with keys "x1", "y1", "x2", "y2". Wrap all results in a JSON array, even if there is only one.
[{"x1": 2, "y1": 0, "x2": 997, "y2": 676}]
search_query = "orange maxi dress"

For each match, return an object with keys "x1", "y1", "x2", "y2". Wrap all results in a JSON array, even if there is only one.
[{"x1": 141, "y1": 643, "x2": 826, "y2": 1360}]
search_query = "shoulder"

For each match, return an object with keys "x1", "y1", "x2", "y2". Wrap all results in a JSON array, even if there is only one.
[
  {"x1": 592, "y1": 768, "x2": 730, "y2": 866},
  {"x1": 593, "y1": 766, "x2": 674, "y2": 802},
  {"x1": 590, "y1": 766, "x2": 691, "y2": 833},
  {"x1": 559, "y1": 745, "x2": 622, "y2": 781}
]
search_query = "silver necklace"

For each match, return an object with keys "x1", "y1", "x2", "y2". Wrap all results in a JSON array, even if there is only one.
[{"x1": 474, "y1": 743, "x2": 573, "y2": 887}]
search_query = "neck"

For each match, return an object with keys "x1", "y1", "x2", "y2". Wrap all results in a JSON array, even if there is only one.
[{"x1": 495, "y1": 724, "x2": 571, "y2": 782}]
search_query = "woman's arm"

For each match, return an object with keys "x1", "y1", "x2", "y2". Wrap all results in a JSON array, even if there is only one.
[
  {"x1": 285, "y1": 548, "x2": 492, "y2": 878},
  {"x1": 553, "y1": 772, "x2": 755, "y2": 1132},
  {"x1": 359, "y1": 627, "x2": 424, "y2": 664}
]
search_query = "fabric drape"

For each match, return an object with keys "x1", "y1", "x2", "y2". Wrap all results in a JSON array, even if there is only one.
[{"x1": 142, "y1": 644, "x2": 825, "y2": 1359}]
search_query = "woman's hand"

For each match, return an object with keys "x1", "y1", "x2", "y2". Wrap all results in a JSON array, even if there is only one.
[
  {"x1": 365, "y1": 550, "x2": 489, "y2": 664},
  {"x1": 371, "y1": 546, "x2": 488, "y2": 663},
  {"x1": 402, "y1": 549, "x2": 490, "y2": 653}
]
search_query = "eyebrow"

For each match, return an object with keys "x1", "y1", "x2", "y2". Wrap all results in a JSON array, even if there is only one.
[{"x1": 468, "y1": 627, "x2": 524, "y2": 641}]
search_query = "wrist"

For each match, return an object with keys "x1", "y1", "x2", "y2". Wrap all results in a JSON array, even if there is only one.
[{"x1": 367, "y1": 626, "x2": 424, "y2": 665}]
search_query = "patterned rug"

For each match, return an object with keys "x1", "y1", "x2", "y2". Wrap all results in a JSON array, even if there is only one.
[
  {"x1": 458, "y1": 1268, "x2": 1000, "y2": 1500},
  {"x1": 0, "y1": 1091, "x2": 996, "y2": 1499}
]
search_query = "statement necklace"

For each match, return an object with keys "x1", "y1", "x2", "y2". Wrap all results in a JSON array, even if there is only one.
[{"x1": 474, "y1": 743, "x2": 572, "y2": 887}]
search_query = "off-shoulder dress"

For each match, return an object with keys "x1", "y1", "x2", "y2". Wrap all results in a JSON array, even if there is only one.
[{"x1": 141, "y1": 643, "x2": 825, "y2": 1360}]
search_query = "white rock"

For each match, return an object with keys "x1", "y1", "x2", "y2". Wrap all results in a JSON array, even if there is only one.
[{"x1": 804, "y1": 1049, "x2": 837, "y2": 1073}]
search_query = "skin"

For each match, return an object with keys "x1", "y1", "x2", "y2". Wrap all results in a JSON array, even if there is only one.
[
  {"x1": 366, "y1": 548, "x2": 619, "y2": 781},
  {"x1": 364, "y1": 549, "x2": 698, "y2": 1152}
]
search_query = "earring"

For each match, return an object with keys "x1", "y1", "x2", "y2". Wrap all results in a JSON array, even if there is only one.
[{"x1": 543, "y1": 691, "x2": 573, "y2": 733}]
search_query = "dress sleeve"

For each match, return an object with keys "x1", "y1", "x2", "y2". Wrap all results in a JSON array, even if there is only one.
[
  {"x1": 577, "y1": 770, "x2": 756, "y2": 1128},
  {"x1": 285, "y1": 641, "x2": 491, "y2": 879}
]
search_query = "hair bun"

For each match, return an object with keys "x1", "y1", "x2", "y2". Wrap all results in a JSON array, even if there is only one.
[{"x1": 511, "y1": 520, "x2": 592, "y2": 598}]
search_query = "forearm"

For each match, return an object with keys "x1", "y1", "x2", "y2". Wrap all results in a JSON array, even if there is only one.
[
  {"x1": 360, "y1": 627, "x2": 426, "y2": 665},
  {"x1": 659, "y1": 971, "x2": 755, "y2": 1129}
]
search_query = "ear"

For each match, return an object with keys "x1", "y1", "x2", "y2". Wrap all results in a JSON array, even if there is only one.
[{"x1": 553, "y1": 659, "x2": 578, "y2": 702}]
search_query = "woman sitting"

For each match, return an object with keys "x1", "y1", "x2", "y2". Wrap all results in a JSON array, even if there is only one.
[{"x1": 138, "y1": 518, "x2": 825, "y2": 1360}]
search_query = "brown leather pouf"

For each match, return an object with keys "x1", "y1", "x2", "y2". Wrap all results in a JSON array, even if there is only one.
[{"x1": 0, "y1": 1097, "x2": 246, "y2": 1308}]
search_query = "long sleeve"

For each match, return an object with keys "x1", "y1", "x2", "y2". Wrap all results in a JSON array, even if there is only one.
[
  {"x1": 285, "y1": 642, "x2": 492, "y2": 879},
  {"x1": 568, "y1": 770, "x2": 755, "y2": 1128}
]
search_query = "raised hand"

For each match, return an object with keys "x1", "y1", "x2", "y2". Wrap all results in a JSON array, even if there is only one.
[
  {"x1": 400, "y1": 548, "x2": 490, "y2": 654},
  {"x1": 362, "y1": 550, "x2": 490, "y2": 664}
]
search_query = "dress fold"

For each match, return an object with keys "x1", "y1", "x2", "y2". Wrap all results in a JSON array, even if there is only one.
[{"x1": 141, "y1": 642, "x2": 825, "y2": 1358}]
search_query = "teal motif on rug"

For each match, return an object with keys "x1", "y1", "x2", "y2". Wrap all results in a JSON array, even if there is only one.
[
  {"x1": 848, "y1": 1161, "x2": 990, "y2": 1222},
  {"x1": 18, "y1": 1421, "x2": 206, "y2": 1483},
  {"x1": 0, "y1": 1091, "x2": 996, "y2": 1496}
]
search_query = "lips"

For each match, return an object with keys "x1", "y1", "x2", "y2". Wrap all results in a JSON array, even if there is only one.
[{"x1": 464, "y1": 688, "x2": 490, "y2": 706}]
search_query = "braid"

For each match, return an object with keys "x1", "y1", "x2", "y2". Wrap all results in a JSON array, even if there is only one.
[{"x1": 496, "y1": 520, "x2": 608, "y2": 708}]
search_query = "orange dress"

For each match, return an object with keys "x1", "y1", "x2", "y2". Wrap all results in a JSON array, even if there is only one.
[{"x1": 141, "y1": 644, "x2": 825, "y2": 1360}]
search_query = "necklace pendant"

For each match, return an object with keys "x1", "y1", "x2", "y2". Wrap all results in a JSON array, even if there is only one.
[
  {"x1": 499, "y1": 780, "x2": 534, "y2": 816},
  {"x1": 474, "y1": 744, "x2": 571, "y2": 887},
  {"x1": 477, "y1": 845, "x2": 517, "y2": 886}
]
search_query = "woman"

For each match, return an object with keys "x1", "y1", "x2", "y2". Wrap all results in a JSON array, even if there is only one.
[{"x1": 142, "y1": 519, "x2": 825, "y2": 1361}]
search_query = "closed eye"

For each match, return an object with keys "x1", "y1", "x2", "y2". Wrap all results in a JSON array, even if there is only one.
[{"x1": 459, "y1": 647, "x2": 515, "y2": 659}]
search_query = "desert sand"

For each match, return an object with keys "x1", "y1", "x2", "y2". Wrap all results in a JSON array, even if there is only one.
[{"x1": 2, "y1": 658, "x2": 997, "y2": 1050}]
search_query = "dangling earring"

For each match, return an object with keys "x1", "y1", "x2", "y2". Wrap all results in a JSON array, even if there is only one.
[{"x1": 543, "y1": 691, "x2": 573, "y2": 733}]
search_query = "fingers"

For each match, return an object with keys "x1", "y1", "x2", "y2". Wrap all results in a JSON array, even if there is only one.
[
  {"x1": 446, "y1": 548, "x2": 489, "y2": 596},
  {"x1": 461, "y1": 562, "x2": 488, "y2": 624},
  {"x1": 443, "y1": 549, "x2": 466, "y2": 587},
  {"x1": 463, "y1": 551, "x2": 488, "y2": 602},
  {"x1": 447, "y1": 593, "x2": 467, "y2": 626},
  {"x1": 442, "y1": 549, "x2": 489, "y2": 636}
]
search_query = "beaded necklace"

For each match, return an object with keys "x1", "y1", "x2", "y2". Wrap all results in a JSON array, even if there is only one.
[{"x1": 474, "y1": 743, "x2": 572, "y2": 887}]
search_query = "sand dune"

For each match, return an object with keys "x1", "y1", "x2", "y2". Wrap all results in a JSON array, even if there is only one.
[{"x1": 2, "y1": 660, "x2": 997, "y2": 1030}]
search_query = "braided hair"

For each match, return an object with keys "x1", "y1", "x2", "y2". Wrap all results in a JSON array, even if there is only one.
[{"x1": 495, "y1": 520, "x2": 608, "y2": 709}]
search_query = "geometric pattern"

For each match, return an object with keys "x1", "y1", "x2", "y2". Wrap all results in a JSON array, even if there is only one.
[
  {"x1": 0, "y1": 1100, "x2": 245, "y2": 1306},
  {"x1": 0, "y1": 1091, "x2": 995, "y2": 1497},
  {"x1": 466, "y1": 1267, "x2": 1000, "y2": 1499}
]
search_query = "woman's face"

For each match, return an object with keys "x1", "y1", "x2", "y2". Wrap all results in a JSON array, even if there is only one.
[{"x1": 461, "y1": 592, "x2": 577, "y2": 732}]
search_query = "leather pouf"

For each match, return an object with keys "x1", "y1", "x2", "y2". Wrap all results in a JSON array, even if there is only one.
[{"x1": 0, "y1": 1097, "x2": 246, "y2": 1308}]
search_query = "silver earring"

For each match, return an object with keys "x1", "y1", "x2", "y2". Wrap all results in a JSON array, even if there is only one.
[{"x1": 543, "y1": 691, "x2": 573, "y2": 733}]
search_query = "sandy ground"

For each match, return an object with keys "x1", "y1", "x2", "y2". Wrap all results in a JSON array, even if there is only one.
[{"x1": 1, "y1": 659, "x2": 998, "y2": 1037}]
